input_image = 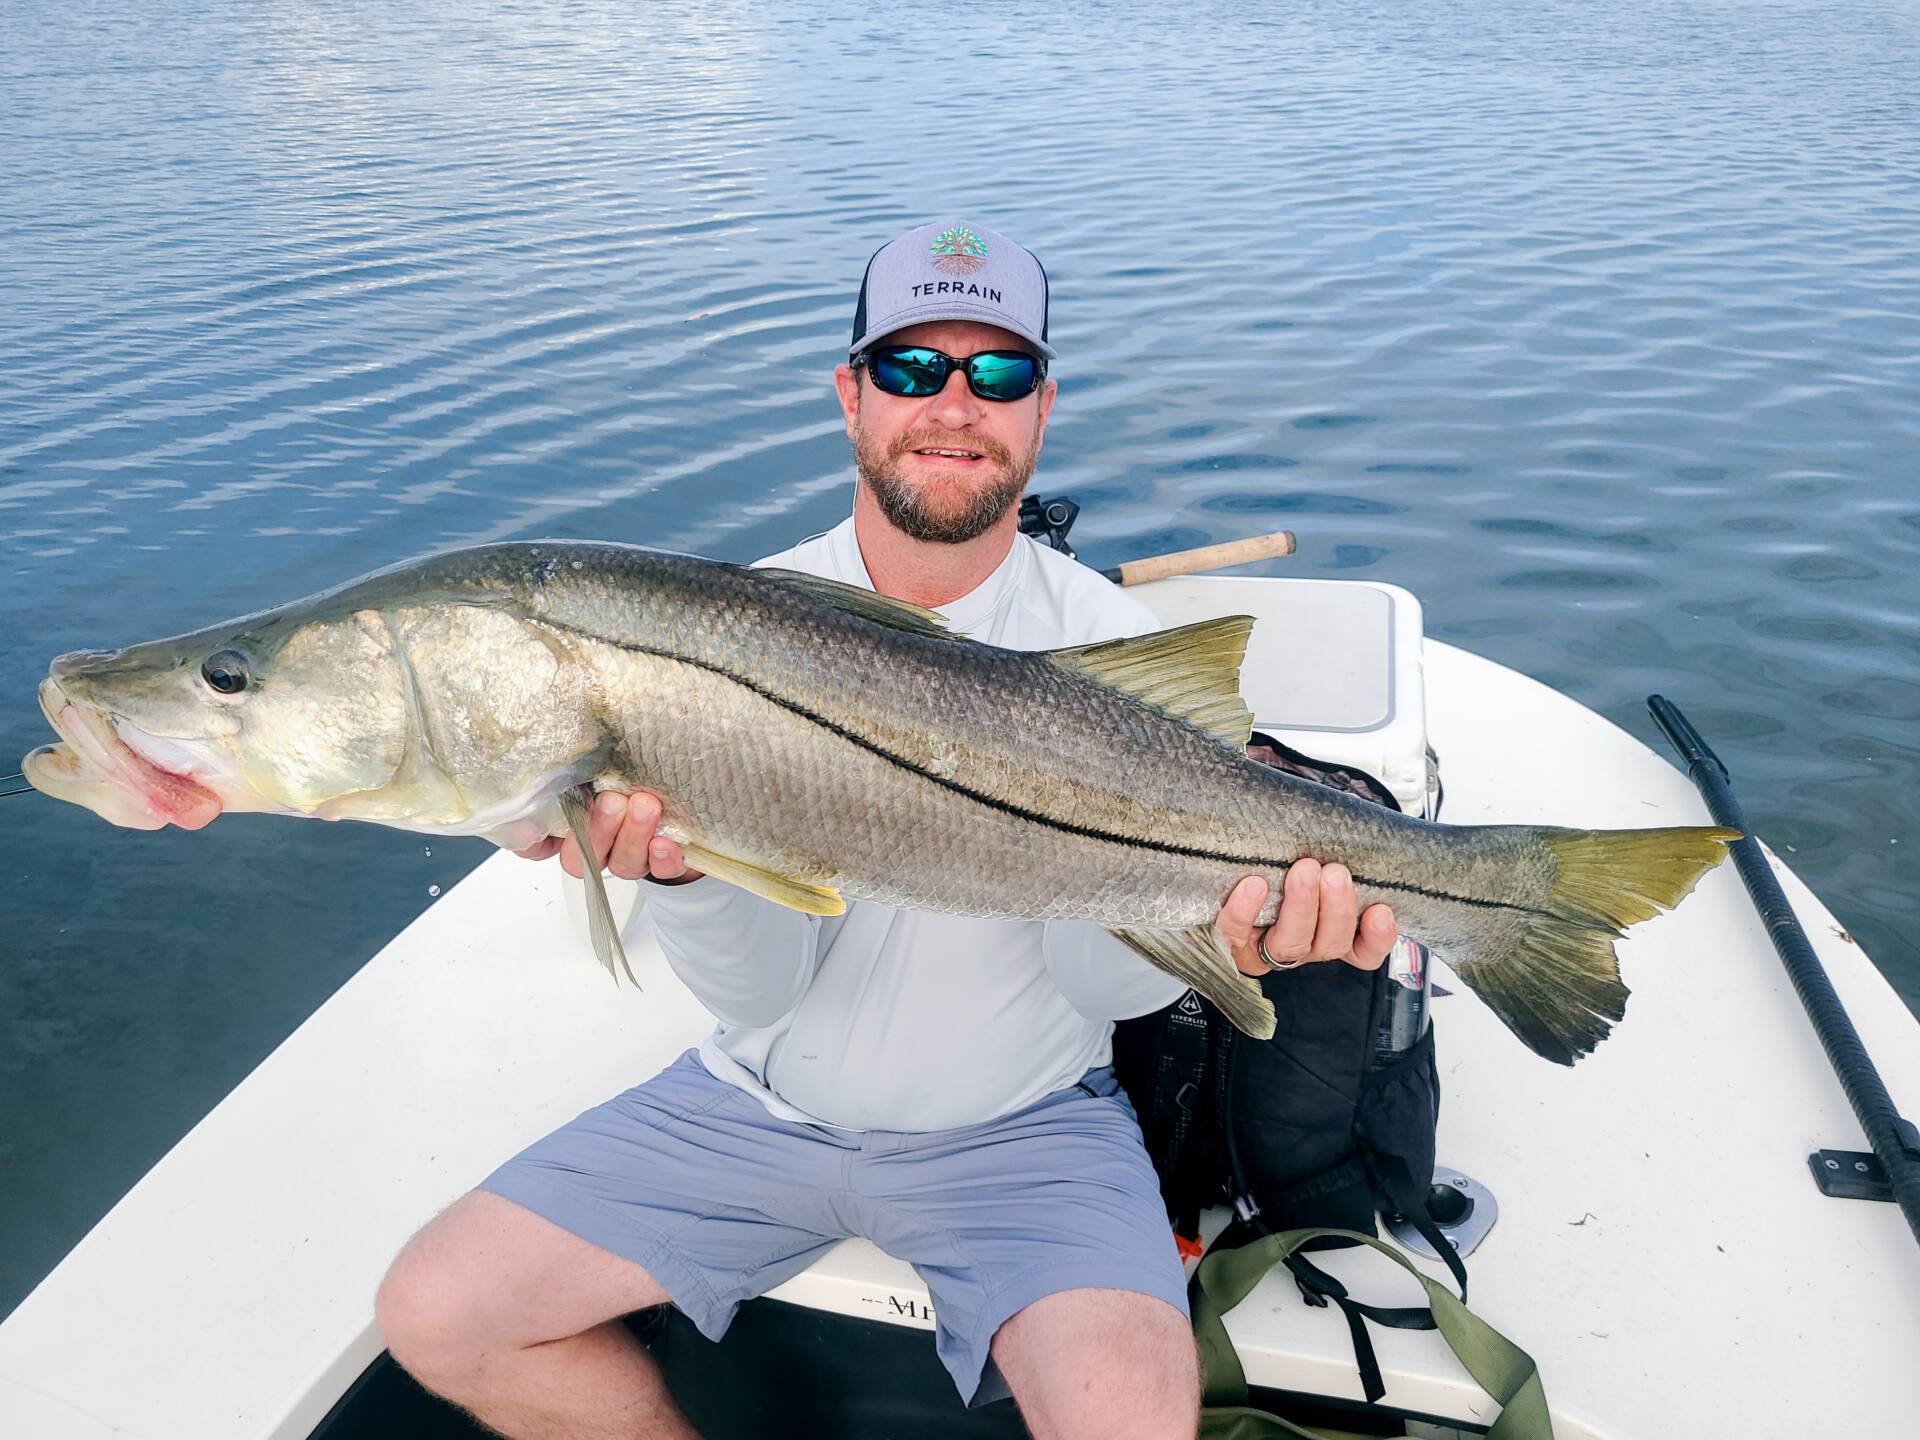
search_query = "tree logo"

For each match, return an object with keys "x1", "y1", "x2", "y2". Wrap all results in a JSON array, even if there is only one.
[{"x1": 929, "y1": 225, "x2": 988, "y2": 276}]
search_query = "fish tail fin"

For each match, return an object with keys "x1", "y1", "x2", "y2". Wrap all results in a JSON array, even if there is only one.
[
  {"x1": 1453, "y1": 825, "x2": 1739, "y2": 1065},
  {"x1": 558, "y1": 788, "x2": 639, "y2": 987},
  {"x1": 1108, "y1": 924, "x2": 1276, "y2": 1039}
]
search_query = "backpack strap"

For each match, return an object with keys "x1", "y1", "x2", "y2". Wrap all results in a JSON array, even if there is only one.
[
  {"x1": 1279, "y1": 1249, "x2": 1433, "y2": 1406},
  {"x1": 1369, "y1": 1150, "x2": 1468, "y2": 1298},
  {"x1": 1191, "y1": 1227, "x2": 1554, "y2": 1440},
  {"x1": 1136, "y1": 991, "x2": 1221, "y2": 1240},
  {"x1": 1246, "y1": 1151, "x2": 1467, "y2": 1409}
]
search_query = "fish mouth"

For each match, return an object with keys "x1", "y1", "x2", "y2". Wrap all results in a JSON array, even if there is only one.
[{"x1": 26, "y1": 678, "x2": 224, "y2": 831}]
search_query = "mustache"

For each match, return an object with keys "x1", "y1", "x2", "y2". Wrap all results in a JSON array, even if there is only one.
[{"x1": 889, "y1": 428, "x2": 1014, "y2": 467}]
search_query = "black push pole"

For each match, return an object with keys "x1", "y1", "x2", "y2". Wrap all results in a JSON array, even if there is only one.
[{"x1": 1648, "y1": 695, "x2": 1920, "y2": 1251}]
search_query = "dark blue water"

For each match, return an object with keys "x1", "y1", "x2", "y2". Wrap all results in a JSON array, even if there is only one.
[{"x1": 5, "y1": 0, "x2": 1919, "y2": 1314}]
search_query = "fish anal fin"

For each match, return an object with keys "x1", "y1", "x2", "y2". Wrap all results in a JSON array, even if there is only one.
[
  {"x1": 558, "y1": 788, "x2": 639, "y2": 986},
  {"x1": 1107, "y1": 924, "x2": 1275, "y2": 1040},
  {"x1": 755, "y1": 569, "x2": 950, "y2": 637},
  {"x1": 677, "y1": 839, "x2": 846, "y2": 916},
  {"x1": 1051, "y1": 617, "x2": 1255, "y2": 748}
]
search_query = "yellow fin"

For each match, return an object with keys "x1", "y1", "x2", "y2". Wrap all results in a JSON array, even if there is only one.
[
  {"x1": 1453, "y1": 824, "x2": 1740, "y2": 1065},
  {"x1": 756, "y1": 568, "x2": 950, "y2": 637},
  {"x1": 1106, "y1": 924, "x2": 1275, "y2": 1039},
  {"x1": 1051, "y1": 617, "x2": 1256, "y2": 748},
  {"x1": 679, "y1": 840, "x2": 846, "y2": 916}
]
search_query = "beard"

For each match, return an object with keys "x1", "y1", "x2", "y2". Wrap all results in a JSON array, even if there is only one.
[{"x1": 854, "y1": 422, "x2": 1040, "y2": 545}]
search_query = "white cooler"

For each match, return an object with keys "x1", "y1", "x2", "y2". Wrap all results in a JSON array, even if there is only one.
[{"x1": 1131, "y1": 575, "x2": 1434, "y2": 817}]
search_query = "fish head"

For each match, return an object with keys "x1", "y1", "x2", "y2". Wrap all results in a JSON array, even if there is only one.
[{"x1": 25, "y1": 605, "x2": 415, "y2": 830}]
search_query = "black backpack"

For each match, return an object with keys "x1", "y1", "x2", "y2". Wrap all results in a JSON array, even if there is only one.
[{"x1": 1110, "y1": 734, "x2": 1461, "y2": 1403}]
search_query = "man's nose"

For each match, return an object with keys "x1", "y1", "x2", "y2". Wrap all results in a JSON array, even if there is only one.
[{"x1": 923, "y1": 367, "x2": 985, "y2": 429}]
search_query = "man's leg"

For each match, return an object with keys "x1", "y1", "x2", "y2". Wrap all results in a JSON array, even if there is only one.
[
  {"x1": 865, "y1": 1065, "x2": 1195, "y2": 1434},
  {"x1": 375, "y1": 1189, "x2": 697, "y2": 1440},
  {"x1": 991, "y1": 1287, "x2": 1199, "y2": 1440},
  {"x1": 375, "y1": 1050, "x2": 846, "y2": 1440}
]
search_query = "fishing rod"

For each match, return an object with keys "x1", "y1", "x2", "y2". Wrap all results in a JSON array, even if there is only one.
[
  {"x1": 1649, "y1": 695, "x2": 1920, "y2": 1251},
  {"x1": 1016, "y1": 494, "x2": 1297, "y2": 583},
  {"x1": 1103, "y1": 530, "x2": 1297, "y2": 587}
]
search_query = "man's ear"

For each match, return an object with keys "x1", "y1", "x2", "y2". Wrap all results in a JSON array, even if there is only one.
[
  {"x1": 833, "y1": 362, "x2": 861, "y2": 437},
  {"x1": 1032, "y1": 375, "x2": 1057, "y2": 446}
]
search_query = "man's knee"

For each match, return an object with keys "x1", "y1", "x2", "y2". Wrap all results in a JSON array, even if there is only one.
[
  {"x1": 375, "y1": 1214, "x2": 485, "y2": 1390},
  {"x1": 993, "y1": 1287, "x2": 1198, "y2": 1440},
  {"x1": 373, "y1": 1190, "x2": 545, "y2": 1388},
  {"x1": 374, "y1": 1188, "x2": 675, "y2": 1390}
]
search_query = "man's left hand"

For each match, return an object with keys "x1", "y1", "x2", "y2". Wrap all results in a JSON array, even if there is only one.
[{"x1": 1216, "y1": 860, "x2": 1396, "y2": 977}]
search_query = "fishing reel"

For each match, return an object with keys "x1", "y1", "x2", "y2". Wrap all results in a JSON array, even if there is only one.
[{"x1": 1018, "y1": 493, "x2": 1080, "y2": 556}]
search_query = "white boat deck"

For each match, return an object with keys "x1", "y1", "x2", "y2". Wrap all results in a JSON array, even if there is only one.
[{"x1": 3, "y1": 577, "x2": 1917, "y2": 1438}]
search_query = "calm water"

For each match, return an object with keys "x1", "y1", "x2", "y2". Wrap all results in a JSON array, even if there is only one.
[{"x1": 4, "y1": 0, "x2": 1918, "y2": 1314}]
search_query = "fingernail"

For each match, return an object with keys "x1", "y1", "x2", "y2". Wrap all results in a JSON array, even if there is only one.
[
  {"x1": 595, "y1": 792, "x2": 622, "y2": 817},
  {"x1": 1326, "y1": 867, "x2": 1349, "y2": 889}
]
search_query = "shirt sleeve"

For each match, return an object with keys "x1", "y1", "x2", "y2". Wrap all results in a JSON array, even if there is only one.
[
  {"x1": 1043, "y1": 919, "x2": 1190, "y2": 1020},
  {"x1": 640, "y1": 877, "x2": 824, "y2": 1028}
]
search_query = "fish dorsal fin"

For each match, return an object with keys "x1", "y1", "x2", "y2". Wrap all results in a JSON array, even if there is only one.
[
  {"x1": 755, "y1": 568, "x2": 951, "y2": 638},
  {"x1": 1050, "y1": 616, "x2": 1256, "y2": 748}
]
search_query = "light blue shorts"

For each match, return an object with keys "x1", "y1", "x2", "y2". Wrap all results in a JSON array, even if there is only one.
[{"x1": 479, "y1": 1049, "x2": 1188, "y2": 1404}]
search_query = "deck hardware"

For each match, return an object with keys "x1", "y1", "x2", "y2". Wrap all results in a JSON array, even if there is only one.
[
  {"x1": 1383, "y1": 1165, "x2": 1497, "y2": 1258},
  {"x1": 1809, "y1": 1149, "x2": 1896, "y2": 1203}
]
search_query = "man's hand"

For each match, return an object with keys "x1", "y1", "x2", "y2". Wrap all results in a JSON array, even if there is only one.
[
  {"x1": 1215, "y1": 860, "x2": 1395, "y2": 977},
  {"x1": 513, "y1": 791, "x2": 705, "y2": 885}
]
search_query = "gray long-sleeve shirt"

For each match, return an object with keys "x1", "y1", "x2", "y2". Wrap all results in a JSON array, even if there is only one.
[{"x1": 638, "y1": 517, "x2": 1188, "y2": 1131}]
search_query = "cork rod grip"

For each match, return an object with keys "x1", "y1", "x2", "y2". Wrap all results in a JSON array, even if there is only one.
[{"x1": 1102, "y1": 529, "x2": 1297, "y2": 586}]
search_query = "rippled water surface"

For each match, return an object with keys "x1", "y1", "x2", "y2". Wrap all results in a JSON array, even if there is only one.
[{"x1": 4, "y1": 0, "x2": 1918, "y2": 1311}]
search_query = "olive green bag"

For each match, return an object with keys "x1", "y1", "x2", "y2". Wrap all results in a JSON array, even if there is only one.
[{"x1": 1191, "y1": 1227, "x2": 1554, "y2": 1440}]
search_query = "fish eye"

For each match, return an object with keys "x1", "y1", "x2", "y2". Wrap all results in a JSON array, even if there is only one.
[{"x1": 200, "y1": 650, "x2": 252, "y2": 695}]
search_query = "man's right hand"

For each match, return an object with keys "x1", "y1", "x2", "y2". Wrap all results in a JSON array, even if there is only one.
[{"x1": 514, "y1": 791, "x2": 705, "y2": 885}]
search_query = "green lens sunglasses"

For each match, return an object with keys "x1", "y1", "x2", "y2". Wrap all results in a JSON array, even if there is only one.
[{"x1": 855, "y1": 345, "x2": 1047, "y2": 402}]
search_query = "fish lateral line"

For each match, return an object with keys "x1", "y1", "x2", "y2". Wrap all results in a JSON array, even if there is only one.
[{"x1": 555, "y1": 624, "x2": 1541, "y2": 919}]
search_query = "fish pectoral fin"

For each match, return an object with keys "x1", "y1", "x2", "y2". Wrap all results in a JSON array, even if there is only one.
[
  {"x1": 558, "y1": 789, "x2": 639, "y2": 987},
  {"x1": 677, "y1": 841, "x2": 846, "y2": 916},
  {"x1": 1106, "y1": 925, "x2": 1275, "y2": 1040},
  {"x1": 754, "y1": 569, "x2": 951, "y2": 637},
  {"x1": 1050, "y1": 617, "x2": 1255, "y2": 749}
]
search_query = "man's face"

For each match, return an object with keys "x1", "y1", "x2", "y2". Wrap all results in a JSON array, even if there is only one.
[{"x1": 834, "y1": 319, "x2": 1056, "y2": 545}]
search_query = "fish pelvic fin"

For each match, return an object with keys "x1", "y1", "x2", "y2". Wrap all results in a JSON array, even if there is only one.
[
  {"x1": 676, "y1": 840, "x2": 846, "y2": 916},
  {"x1": 1453, "y1": 825, "x2": 1740, "y2": 1065},
  {"x1": 1107, "y1": 924, "x2": 1276, "y2": 1040},
  {"x1": 558, "y1": 788, "x2": 639, "y2": 986},
  {"x1": 1050, "y1": 617, "x2": 1255, "y2": 749}
]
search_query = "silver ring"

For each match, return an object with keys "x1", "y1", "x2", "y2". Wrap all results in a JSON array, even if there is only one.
[{"x1": 1257, "y1": 930, "x2": 1308, "y2": 972}]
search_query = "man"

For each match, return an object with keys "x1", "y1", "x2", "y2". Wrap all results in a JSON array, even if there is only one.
[{"x1": 374, "y1": 220, "x2": 1397, "y2": 1440}]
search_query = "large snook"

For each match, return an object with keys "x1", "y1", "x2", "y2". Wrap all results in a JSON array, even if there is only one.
[{"x1": 23, "y1": 541, "x2": 1736, "y2": 1064}]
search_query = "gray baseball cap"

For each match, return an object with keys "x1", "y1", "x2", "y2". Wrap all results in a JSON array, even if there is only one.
[{"x1": 849, "y1": 220, "x2": 1054, "y2": 361}]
